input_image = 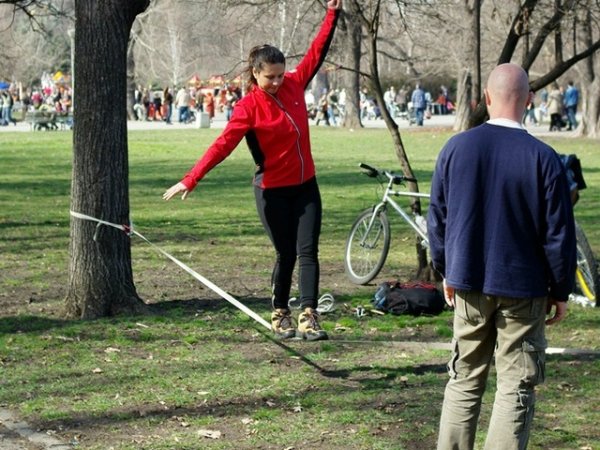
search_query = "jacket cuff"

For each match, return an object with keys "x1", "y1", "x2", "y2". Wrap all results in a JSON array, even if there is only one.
[{"x1": 181, "y1": 176, "x2": 197, "y2": 191}]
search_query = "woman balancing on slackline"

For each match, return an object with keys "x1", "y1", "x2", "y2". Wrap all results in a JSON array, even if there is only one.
[{"x1": 163, "y1": 0, "x2": 343, "y2": 341}]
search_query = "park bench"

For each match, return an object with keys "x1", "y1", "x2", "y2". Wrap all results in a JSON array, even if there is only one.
[
  {"x1": 24, "y1": 111, "x2": 73, "y2": 131},
  {"x1": 25, "y1": 110, "x2": 59, "y2": 131},
  {"x1": 55, "y1": 113, "x2": 73, "y2": 130}
]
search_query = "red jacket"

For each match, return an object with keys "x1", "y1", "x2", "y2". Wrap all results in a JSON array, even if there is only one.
[{"x1": 181, "y1": 8, "x2": 340, "y2": 191}]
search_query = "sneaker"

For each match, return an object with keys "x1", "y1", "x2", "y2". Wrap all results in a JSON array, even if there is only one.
[
  {"x1": 271, "y1": 308, "x2": 296, "y2": 340},
  {"x1": 297, "y1": 308, "x2": 328, "y2": 341}
]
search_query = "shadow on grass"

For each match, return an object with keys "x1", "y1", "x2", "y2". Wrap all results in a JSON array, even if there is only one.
[{"x1": 0, "y1": 315, "x2": 73, "y2": 335}]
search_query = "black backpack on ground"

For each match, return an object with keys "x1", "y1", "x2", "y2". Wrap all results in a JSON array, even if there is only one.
[{"x1": 372, "y1": 281, "x2": 445, "y2": 316}]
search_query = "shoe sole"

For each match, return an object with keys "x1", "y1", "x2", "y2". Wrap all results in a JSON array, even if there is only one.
[
  {"x1": 274, "y1": 330, "x2": 297, "y2": 340},
  {"x1": 296, "y1": 330, "x2": 329, "y2": 341}
]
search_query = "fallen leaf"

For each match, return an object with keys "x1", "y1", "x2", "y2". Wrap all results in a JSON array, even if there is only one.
[
  {"x1": 92, "y1": 368, "x2": 103, "y2": 374},
  {"x1": 197, "y1": 429, "x2": 222, "y2": 439},
  {"x1": 104, "y1": 347, "x2": 120, "y2": 353},
  {"x1": 293, "y1": 405, "x2": 302, "y2": 413},
  {"x1": 241, "y1": 418, "x2": 254, "y2": 425}
]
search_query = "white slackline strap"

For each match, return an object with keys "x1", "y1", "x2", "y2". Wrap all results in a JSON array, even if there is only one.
[{"x1": 70, "y1": 210, "x2": 272, "y2": 330}]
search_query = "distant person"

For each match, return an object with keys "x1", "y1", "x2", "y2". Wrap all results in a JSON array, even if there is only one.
[
  {"x1": 204, "y1": 92, "x2": 215, "y2": 120},
  {"x1": 429, "y1": 63, "x2": 576, "y2": 450},
  {"x1": 538, "y1": 87, "x2": 548, "y2": 123},
  {"x1": 163, "y1": 87, "x2": 174, "y2": 124},
  {"x1": 163, "y1": 0, "x2": 343, "y2": 342},
  {"x1": 326, "y1": 88, "x2": 339, "y2": 125},
  {"x1": 411, "y1": 83, "x2": 426, "y2": 126},
  {"x1": 547, "y1": 82, "x2": 564, "y2": 131},
  {"x1": 383, "y1": 86, "x2": 397, "y2": 117},
  {"x1": 195, "y1": 90, "x2": 205, "y2": 113},
  {"x1": 315, "y1": 92, "x2": 330, "y2": 126},
  {"x1": 564, "y1": 80, "x2": 579, "y2": 131},
  {"x1": 523, "y1": 90, "x2": 538, "y2": 126},
  {"x1": 396, "y1": 86, "x2": 408, "y2": 113},
  {"x1": 175, "y1": 87, "x2": 191, "y2": 123},
  {"x1": 1, "y1": 91, "x2": 16, "y2": 126},
  {"x1": 439, "y1": 85, "x2": 449, "y2": 114},
  {"x1": 223, "y1": 88, "x2": 238, "y2": 122},
  {"x1": 152, "y1": 91, "x2": 163, "y2": 121}
]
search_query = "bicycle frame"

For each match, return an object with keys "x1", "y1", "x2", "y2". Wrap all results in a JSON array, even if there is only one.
[
  {"x1": 365, "y1": 176, "x2": 430, "y2": 245},
  {"x1": 345, "y1": 163, "x2": 432, "y2": 285}
]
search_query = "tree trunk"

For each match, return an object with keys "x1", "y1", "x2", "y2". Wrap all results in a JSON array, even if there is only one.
[
  {"x1": 340, "y1": 4, "x2": 363, "y2": 129},
  {"x1": 453, "y1": 1, "x2": 479, "y2": 131},
  {"x1": 66, "y1": 0, "x2": 149, "y2": 319},
  {"x1": 579, "y1": 8, "x2": 600, "y2": 138},
  {"x1": 580, "y1": 79, "x2": 600, "y2": 137},
  {"x1": 453, "y1": 69, "x2": 472, "y2": 131}
]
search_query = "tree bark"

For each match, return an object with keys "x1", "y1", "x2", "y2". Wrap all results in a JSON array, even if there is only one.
[
  {"x1": 66, "y1": 0, "x2": 149, "y2": 319},
  {"x1": 453, "y1": 0, "x2": 478, "y2": 131},
  {"x1": 454, "y1": 69, "x2": 472, "y2": 131},
  {"x1": 339, "y1": 3, "x2": 363, "y2": 129},
  {"x1": 579, "y1": 8, "x2": 600, "y2": 138}
]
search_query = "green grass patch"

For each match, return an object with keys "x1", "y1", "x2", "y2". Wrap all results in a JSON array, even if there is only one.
[{"x1": 1, "y1": 127, "x2": 599, "y2": 449}]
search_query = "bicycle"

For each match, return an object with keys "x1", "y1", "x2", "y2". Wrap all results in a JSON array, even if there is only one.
[
  {"x1": 574, "y1": 222, "x2": 599, "y2": 306},
  {"x1": 344, "y1": 163, "x2": 429, "y2": 285},
  {"x1": 344, "y1": 162, "x2": 600, "y2": 307}
]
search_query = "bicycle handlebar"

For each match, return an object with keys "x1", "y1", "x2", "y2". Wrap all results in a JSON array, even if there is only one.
[{"x1": 358, "y1": 162, "x2": 418, "y2": 184}]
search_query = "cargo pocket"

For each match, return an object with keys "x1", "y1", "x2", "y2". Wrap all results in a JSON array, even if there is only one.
[
  {"x1": 447, "y1": 338, "x2": 459, "y2": 379},
  {"x1": 521, "y1": 338, "x2": 546, "y2": 387}
]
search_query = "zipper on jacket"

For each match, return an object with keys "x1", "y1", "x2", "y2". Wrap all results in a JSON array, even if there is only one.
[{"x1": 267, "y1": 92, "x2": 304, "y2": 184}]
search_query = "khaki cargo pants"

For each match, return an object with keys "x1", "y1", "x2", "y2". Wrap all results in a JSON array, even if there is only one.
[{"x1": 437, "y1": 291, "x2": 547, "y2": 450}]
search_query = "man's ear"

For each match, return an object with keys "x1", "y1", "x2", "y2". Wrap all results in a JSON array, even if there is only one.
[{"x1": 484, "y1": 88, "x2": 492, "y2": 106}]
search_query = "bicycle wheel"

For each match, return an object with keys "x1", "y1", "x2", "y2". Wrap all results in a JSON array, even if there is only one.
[
  {"x1": 344, "y1": 208, "x2": 390, "y2": 284},
  {"x1": 574, "y1": 221, "x2": 599, "y2": 306}
]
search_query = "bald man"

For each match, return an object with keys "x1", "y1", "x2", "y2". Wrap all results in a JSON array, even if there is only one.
[{"x1": 428, "y1": 63, "x2": 576, "y2": 450}]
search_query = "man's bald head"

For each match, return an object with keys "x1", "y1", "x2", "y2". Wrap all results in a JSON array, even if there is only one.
[{"x1": 485, "y1": 63, "x2": 531, "y2": 121}]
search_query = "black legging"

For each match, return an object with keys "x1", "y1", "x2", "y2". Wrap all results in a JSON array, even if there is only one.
[{"x1": 255, "y1": 177, "x2": 322, "y2": 310}]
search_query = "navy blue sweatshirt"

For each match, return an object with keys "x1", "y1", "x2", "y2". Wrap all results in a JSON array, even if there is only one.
[{"x1": 427, "y1": 122, "x2": 576, "y2": 301}]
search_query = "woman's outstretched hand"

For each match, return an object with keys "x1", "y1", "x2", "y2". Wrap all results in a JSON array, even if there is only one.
[
  {"x1": 327, "y1": 0, "x2": 342, "y2": 10},
  {"x1": 163, "y1": 182, "x2": 190, "y2": 201}
]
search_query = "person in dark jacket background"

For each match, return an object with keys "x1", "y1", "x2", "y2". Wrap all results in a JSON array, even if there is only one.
[
  {"x1": 163, "y1": 0, "x2": 342, "y2": 341},
  {"x1": 428, "y1": 63, "x2": 576, "y2": 450}
]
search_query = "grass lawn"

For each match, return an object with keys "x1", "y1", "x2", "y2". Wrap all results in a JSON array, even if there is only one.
[{"x1": 0, "y1": 126, "x2": 599, "y2": 449}]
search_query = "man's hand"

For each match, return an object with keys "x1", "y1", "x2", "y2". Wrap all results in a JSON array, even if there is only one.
[
  {"x1": 327, "y1": 0, "x2": 342, "y2": 10},
  {"x1": 443, "y1": 279, "x2": 455, "y2": 308},
  {"x1": 163, "y1": 182, "x2": 190, "y2": 201},
  {"x1": 546, "y1": 298, "x2": 567, "y2": 325}
]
